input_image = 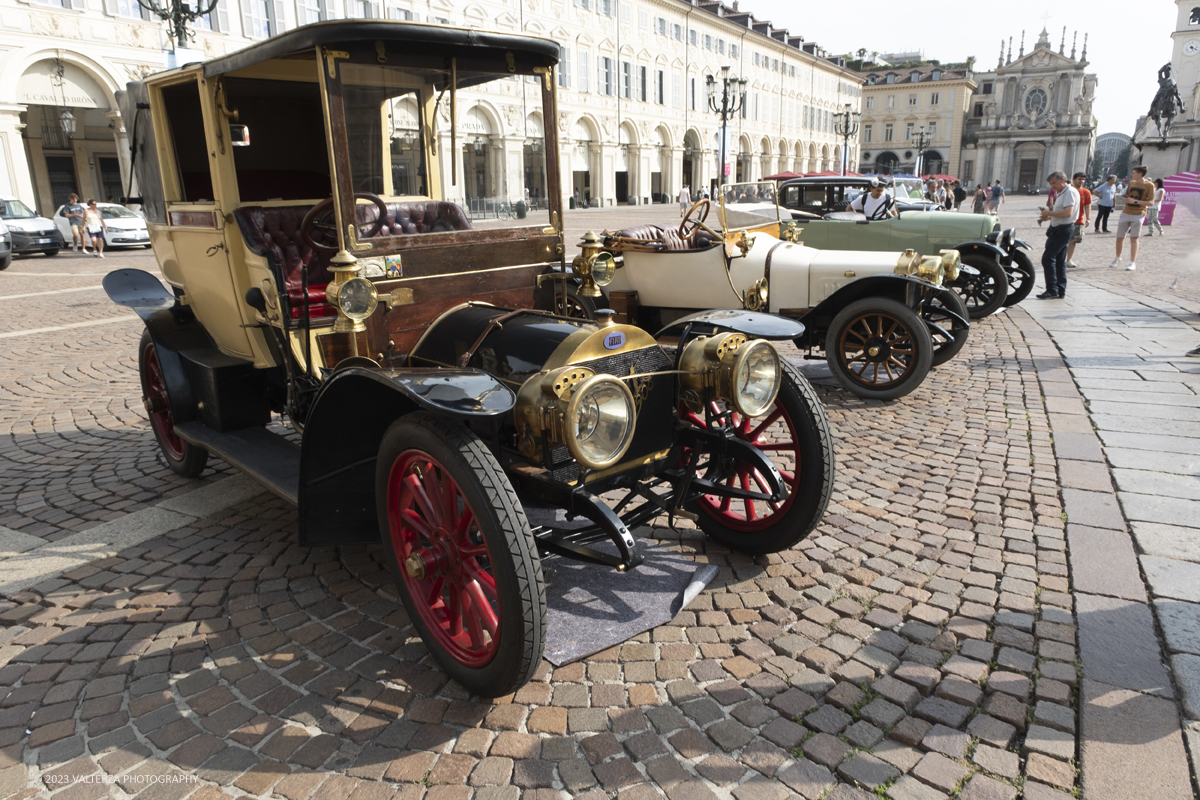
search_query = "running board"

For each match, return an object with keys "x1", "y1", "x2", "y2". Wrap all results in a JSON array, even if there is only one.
[{"x1": 174, "y1": 422, "x2": 300, "y2": 505}]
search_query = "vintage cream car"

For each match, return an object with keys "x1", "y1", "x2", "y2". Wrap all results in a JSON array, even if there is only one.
[
  {"x1": 585, "y1": 182, "x2": 970, "y2": 401},
  {"x1": 101, "y1": 21, "x2": 837, "y2": 697}
]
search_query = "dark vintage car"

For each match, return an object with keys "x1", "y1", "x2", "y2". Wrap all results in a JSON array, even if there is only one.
[{"x1": 102, "y1": 20, "x2": 836, "y2": 697}]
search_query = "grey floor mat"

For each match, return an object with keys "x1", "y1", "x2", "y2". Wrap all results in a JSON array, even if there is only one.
[{"x1": 541, "y1": 538, "x2": 717, "y2": 666}]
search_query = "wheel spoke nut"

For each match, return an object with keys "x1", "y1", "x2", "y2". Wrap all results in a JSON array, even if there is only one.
[{"x1": 405, "y1": 554, "x2": 426, "y2": 580}]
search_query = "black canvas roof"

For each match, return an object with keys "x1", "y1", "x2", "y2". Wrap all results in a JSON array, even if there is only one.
[{"x1": 203, "y1": 20, "x2": 560, "y2": 78}]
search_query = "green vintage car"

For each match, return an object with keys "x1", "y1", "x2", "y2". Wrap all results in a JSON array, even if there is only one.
[{"x1": 776, "y1": 177, "x2": 1034, "y2": 315}]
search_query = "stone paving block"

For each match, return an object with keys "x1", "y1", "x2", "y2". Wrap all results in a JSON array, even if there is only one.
[
  {"x1": 836, "y1": 753, "x2": 899, "y2": 789},
  {"x1": 777, "y1": 758, "x2": 835, "y2": 800},
  {"x1": 1155, "y1": 599, "x2": 1200, "y2": 655},
  {"x1": 1141, "y1": 556, "x2": 1200, "y2": 603},
  {"x1": 1068, "y1": 526, "x2": 1147, "y2": 602},
  {"x1": 1132, "y1": 522, "x2": 1200, "y2": 564},
  {"x1": 972, "y1": 743, "x2": 1019, "y2": 779},
  {"x1": 920, "y1": 724, "x2": 969, "y2": 759},
  {"x1": 957, "y1": 774, "x2": 1017, "y2": 800},
  {"x1": 1075, "y1": 593, "x2": 1173, "y2": 698},
  {"x1": 1061, "y1": 488, "x2": 1124, "y2": 529},
  {"x1": 913, "y1": 697, "x2": 970, "y2": 728},
  {"x1": 889, "y1": 715, "x2": 932, "y2": 747},
  {"x1": 804, "y1": 703, "x2": 851, "y2": 735},
  {"x1": 802, "y1": 732, "x2": 849, "y2": 771},
  {"x1": 1026, "y1": 752, "x2": 1075, "y2": 789},
  {"x1": 1172, "y1": 653, "x2": 1200, "y2": 720},
  {"x1": 911, "y1": 752, "x2": 968, "y2": 793},
  {"x1": 1022, "y1": 724, "x2": 1075, "y2": 761},
  {"x1": 886, "y1": 774, "x2": 948, "y2": 800}
]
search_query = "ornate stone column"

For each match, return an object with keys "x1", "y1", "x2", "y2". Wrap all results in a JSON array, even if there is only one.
[{"x1": 0, "y1": 104, "x2": 36, "y2": 205}]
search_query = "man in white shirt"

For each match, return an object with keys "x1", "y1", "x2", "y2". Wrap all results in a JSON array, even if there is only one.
[
  {"x1": 846, "y1": 179, "x2": 897, "y2": 220},
  {"x1": 1036, "y1": 171, "x2": 1079, "y2": 299},
  {"x1": 678, "y1": 184, "x2": 691, "y2": 217}
]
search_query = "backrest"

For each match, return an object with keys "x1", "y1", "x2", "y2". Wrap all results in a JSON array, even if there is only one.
[
  {"x1": 611, "y1": 224, "x2": 718, "y2": 251},
  {"x1": 823, "y1": 211, "x2": 867, "y2": 221},
  {"x1": 358, "y1": 201, "x2": 473, "y2": 236},
  {"x1": 234, "y1": 205, "x2": 331, "y2": 294}
]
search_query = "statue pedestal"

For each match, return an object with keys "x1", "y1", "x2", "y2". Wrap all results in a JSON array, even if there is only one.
[{"x1": 1134, "y1": 137, "x2": 1191, "y2": 177}]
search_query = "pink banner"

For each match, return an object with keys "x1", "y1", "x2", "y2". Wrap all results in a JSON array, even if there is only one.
[{"x1": 1160, "y1": 171, "x2": 1200, "y2": 226}]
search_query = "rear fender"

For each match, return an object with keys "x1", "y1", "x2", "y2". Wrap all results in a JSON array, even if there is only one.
[
  {"x1": 798, "y1": 274, "x2": 934, "y2": 346},
  {"x1": 104, "y1": 270, "x2": 213, "y2": 425},
  {"x1": 298, "y1": 368, "x2": 516, "y2": 546},
  {"x1": 954, "y1": 241, "x2": 1006, "y2": 261}
]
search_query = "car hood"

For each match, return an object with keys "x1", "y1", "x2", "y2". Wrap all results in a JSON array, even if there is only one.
[
  {"x1": 105, "y1": 219, "x2": 148, "y2": 230},
  {"x1": 5, "y1": 217, "x2": 56, "y2": 232}
]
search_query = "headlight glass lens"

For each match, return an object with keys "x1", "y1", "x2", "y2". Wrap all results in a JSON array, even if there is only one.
[
  {"x1": 338, "y1": 277, "x2": 378, "y2": 321},
  {"x1": 568, "y1": 376, "x2": 635, "y2": 469},
  {"x1": 592, "y1": 252, "x2": 616, "y2": 287},
  {"x1": 733, "y1": 341, "x2": 781, "y2": 417}
]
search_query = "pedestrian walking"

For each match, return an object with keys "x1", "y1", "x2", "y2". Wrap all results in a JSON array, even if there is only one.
[
  {"x1": 972, "y1": 184, "x2": 986, "y2": 214},
  {"x1": 83, "y1": 199, "x2": 106, "y2": 258},
  {"x1": 678, "y1": 183, "x2": 691, "y2": 216},
  {"x1": 1066, "y1": 172, "x2": 1091, "y2": 268},
  {"x1": 1093, "y1": 175, "x2": 1117, "y2": 232},
  {"x1": 990, "y1": 180, "x2": 1005, "y2": 212},
  {"x1": 952, "y1": 181, "x2": 966, "y2": 211},
  {"x1": 1145, "y1": 178, "x2": 1165, "y2": 236},
  {"x1": 1110, "y1": 166, "x2": 1154, "y2": 271},
  {"x1": 1036, "y1": 171, "x2": 1078, "y2": 299},
  {"x1": 63, "y1": 193, "x2": 86, "y2": 252}
]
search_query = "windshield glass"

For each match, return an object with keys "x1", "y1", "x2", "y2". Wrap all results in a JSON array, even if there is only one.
[
  {"x1": 0, "y1": 200, "x2": 37, "y2": 219},
  {"x1": 718, "y1": 181, "x2": 779, "y2": 228},
  {"x1": 101, "y1": 206, "x2": 140, "y2": 219},
  {"x1": 336, "y1": 53, "x2": 552, "y2": 243},
  {"x1": 894, "y1": 178, "x2": 926, "y2": 200}
]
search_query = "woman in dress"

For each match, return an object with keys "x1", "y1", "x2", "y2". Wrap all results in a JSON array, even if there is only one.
[
  {"x1": 83, "y1": 200, "x2": 106, "y2": 258},
  {"x1": 972, "y1": 184, "x2": 987, "y2": 214}
]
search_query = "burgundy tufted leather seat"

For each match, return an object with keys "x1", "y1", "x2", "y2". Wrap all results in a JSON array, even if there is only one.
[
  {"x1": 235, "y1": 205, "x2": 336, "y2": 319},
  {"x1": 357, "y1": 201, "x2": 473, "y2": 237},
  {"x1": 612, "y1": 224, "x2": 717, "y2": 251}
]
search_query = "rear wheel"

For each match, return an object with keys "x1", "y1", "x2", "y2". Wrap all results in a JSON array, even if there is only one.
[
  {"x1": 42, "y1": 249, "x2": 59, "y2": 257},
  {"x1": 377, "y1": 412, "x2": 545, "y2": 697},
  {"x1": 1003, "y1": 250, "x2": 1035, "y2": 307},
  {"x1": 680, "y1": 361, "x2": 834, "y2": 555},
  {"x1": 826, "y1": 297, "x2": 934, "y2": 400},
  {"x1": 138, "y1": 330, "x2": 208, "y2": 477},
  {"x1": 0, "y1": 255, "x2": 10, "y2": 271},
  {"x1": 554, "y1": 282, "x2": 598, "y2": 320},
  {"x1": 922, "y1": 289, "x2": 970, "y2": 367},
  {"x1": 948, "y1": 254, "x2": 1007, "y2": 319}
]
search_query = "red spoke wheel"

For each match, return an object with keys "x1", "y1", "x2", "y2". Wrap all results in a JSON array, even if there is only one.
[
  {"x1": 377, "y1": 412, "x2": 545, "y2": 697},
  {"x1": 826, "y1": 297, "x2": 933, "y2": 401},
  {"x1": 680, "y1": 360, "x2": 835, "y2": 555},
  {"x1": 138, "y1": 330, "x2": 208, "y2": 477}
]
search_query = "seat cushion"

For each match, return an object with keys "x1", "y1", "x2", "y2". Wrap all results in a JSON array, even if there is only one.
[
  {"x1": 612, "y1": 223, "x2": 718, "y2": 251},
  {"x1": 823, "y1": 211, "x2": 867, "y2": 221},
  {"x1": 358, "y1": 201, "x2": 473, "y2": 236}
]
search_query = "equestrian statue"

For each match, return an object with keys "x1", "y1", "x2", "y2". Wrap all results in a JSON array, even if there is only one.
[{"x1": 1149, "y1": 62, "x2": 1185, "y2": 139}]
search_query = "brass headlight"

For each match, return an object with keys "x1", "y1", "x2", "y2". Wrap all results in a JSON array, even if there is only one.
[
  {"x1": 679, "y1": 332, "x2": 781, "y2": 417},
  {"x1": 915, "y1": 256, "x2": 945, "y2": 286},
  {"x1": 565, "y1": 374, "x2": 635, "y2": 469},
  {"x1": 325, "y1": 275, "x2": 379, "y2": 333},
  {"x1": 592, "y1": 252, "x2": 616, "y2": 287},
  {"x1": 937, "y1": 249, "x2": 961, "y2": 282},
  {"x1": 893, "y1": 248, "x2": 920, "y2": 276},
  {"x1": 572, "y1": 231, "x2": 614, "y2": 297}
]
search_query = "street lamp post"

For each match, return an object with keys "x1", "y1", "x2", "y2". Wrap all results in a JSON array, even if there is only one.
[
  {"x1": 706, "y1": 66, "x2": 747, "y2": 188},
  {"x1": 833, "y1": 103, "x2": 859, "y2": 176},
  {"x1": 133, "y1": 0, "x2": 219, "y2": 50},
  {"x1": 913, "y1": 125, "x2": 929, "y2": 177}
]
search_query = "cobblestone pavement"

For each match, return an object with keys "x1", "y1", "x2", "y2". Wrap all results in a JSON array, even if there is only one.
[{"x1": 0, "y1": 207, "x2": 1197, "y2": 800}]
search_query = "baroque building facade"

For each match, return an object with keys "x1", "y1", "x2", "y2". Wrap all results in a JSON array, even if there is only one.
[
  {"x1": 0, "y1": 0, "x2": 862, "y2": 216},
  {"x1": 857, "y1": 62, "x2": 976, "y2": 179},
  {"x1": 963, "y1": 28, "x2": 1098, "y2": 192}
]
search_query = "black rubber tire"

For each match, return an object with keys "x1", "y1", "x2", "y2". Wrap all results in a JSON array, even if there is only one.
[
  {"x1": 143, "y1": 244, "x2": 153, "y2": 249},
  {"x1": 0, "y1": 255, "x2": 10, "y2": 271},
  {"x1": 138, "y1": 330, "x2": 209, "y2": 477},
  {"x1": 42, "y1": 249, "x2": 60, "y2": 257},
  {"x1": 1003, "y1": 250, "x2": 1036, "y2": 307},
  {"x1": 554, "y1": 281, "x2": 598, "y2": 320},
  {"x1": 922, "y1": 289, "x2": 970, "y2": 367},
  {"x1": 689, "y1": 360, "x2": 835, "y2": 555},
  {"x1": 825, "y1": 297, "x2": 934, "y2": 400},
  {"x1": 376, "y1": 412, "x2": 546, "y2": 698},
  {"x1": 949, "y1": 254, "x2": 1007, "y2": 319}
]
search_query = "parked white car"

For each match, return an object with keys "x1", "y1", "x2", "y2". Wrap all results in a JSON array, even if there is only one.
[
  {"x1": 53, "y1": 202, "x2": 151, "y2": 249},
  {"x1": 1, "y1": 196, "x2": 64, "y2": 259}
]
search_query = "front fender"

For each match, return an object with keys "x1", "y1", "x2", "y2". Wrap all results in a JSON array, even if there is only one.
[
  {"x1": 954, "y1": 241, "x2": 1006, "y2": 261},
  {"x1": 297, "y1": 367, "x2": 515, "y2": 546},
  {"x1": 1013, "y1": 238, "x2": 1031, "y2": 252},
  {"x1": 798, "y1": 274, "x2": 939, "y2": 345},
  {"x1": 654, "y1": 308, "x2": 805, "y2": 341}
]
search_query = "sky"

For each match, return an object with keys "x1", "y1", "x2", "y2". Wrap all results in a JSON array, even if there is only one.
[{"x1": 750, "y1": 0, "x2": 1180, "y2": 136}]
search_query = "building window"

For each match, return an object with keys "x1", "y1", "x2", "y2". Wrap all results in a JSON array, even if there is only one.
[
  {"x1": 982, "y1": 82, "x2": 993, "y2": 94},
  {"x1": 580, "y1": 50, "x2": 591, "y2": 92},
  {"x1": 885, "y1": 73, "x2": 896, "y2": 84},
  {"x1": 598, "y1": 0, "x2": 612, "y2": 16},
  {"x1": 242, "y1": 0, "x2": 279, "y2": 38},
  {"x1": 620, "y1": 2, "x2": 630, "y2": 22},
  {"x1": 386, "y1": 5, "x2": 412, "y2": 20},
  {"x1": 689, "y1": 29, "x2": 697, "y2": 46},
  {"x1": 108, "y1": 0, "x2": 152, "y2": 19},
  {"x1": 717, "y1": 39, "x2": 725, "y2": 55},
  {"x1": 909, "y1": 71, "x2": 919, "y2": 82},
  {"x1": 863, "y1": 124, "x2": 872, "y2": 143},
  {"x1": 575, "y1": 0, "x2": 590, "y2": 9},
  {"x1": 886, "y1": 95, "x2": 895, "y2": 109},
  {"x1": 731, "y1": 44, "x2": 739, "y2": 59},
  {"x1": 638, "y1": 65, "x2": 647, "y2": 101},
  {"x1": 689, "y1": 76, "x2": 695, "y2": 110},
  {"x1": 931, "y1": 70, "x2": 942, "y2": 80},
  {"x1": 884, "y1": 123, "x2": 893, "y2": 142},
  {"x1": 704, "y1": 34, "x2": 712, "y2": 50},
  {"x1": 865, "y1": 96, "x2": 874, "y2": 109},
  {"x1": 559, "y1": 46, "x2": 571, "y2": 88},
  {"x1": 638, "y1": 9, "x2": 647, "y2": 28},
  {"x1": 653, "y1": 69, "x2": 662, "y2": 104},
  {"x1": 673, "y1": 23, "x2": 682, "y2": 40},
  {"x1": 621, "y1": 61, "x2": 632, "y2": 99},
  {"x1": 963, "y1": 160, "x2": 974, "y2": 181},
  {"x1": 930, "y1": 92, "x2": 939, "y2": 105},
  {"x1": 974, "y1": 103, "x2": 983, "y2": 117},
  {"x1": 905, "y1": 122, "x2": 914, "y2": 141},
  {"x1": 656, "y1": 17, "x2": 666, "y2": 35},
  {"x1": 928, "y1": 121, "x2": 937, "y2": 140},
  {"x1": 788, "y1": 64, "x2": 794, "y2": 77},
  {"x1": 908, "y1": 94, "x2": 917, "y2": 106},
  {"x1": 1025, "y1": 88, "x2": 1048, "y2": 114},
  {"x1": 753, "y1": 52, "x2": 761, "y2": 67},
  {"x1": 601, "y1": 56, "x2": 613, "y2": 95},
  {"x1": 296, "y1": 0, "x2": 325, "y2": 23},
  {"x1": 672, "y1": 73, "x2": 681, "y2": 107}
]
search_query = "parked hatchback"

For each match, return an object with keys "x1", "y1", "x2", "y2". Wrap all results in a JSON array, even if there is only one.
[
  {"x1": 0, "y1": 196, "x2": 64, "y2": 257},
  {"x1": 54, "y1": 202, "x2": 151, "y2": 250}
]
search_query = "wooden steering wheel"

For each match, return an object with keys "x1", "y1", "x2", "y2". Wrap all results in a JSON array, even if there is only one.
[
  {"x1": 679, "y1": 198, "x2": 721, "y2": 241},
  {"x1": 300, "y1": 192, "x2": 389, "y2": 254}
]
